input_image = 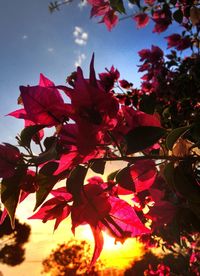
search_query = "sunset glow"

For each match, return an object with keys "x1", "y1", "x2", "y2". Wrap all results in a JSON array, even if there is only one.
[{"x1": 76, "y1": 225, "x2": 144, "y2": 269}]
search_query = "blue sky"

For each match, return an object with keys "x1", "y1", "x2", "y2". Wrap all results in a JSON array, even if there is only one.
[{"x1": 0, "y1": 0, "x2": 177, "y2": 144}]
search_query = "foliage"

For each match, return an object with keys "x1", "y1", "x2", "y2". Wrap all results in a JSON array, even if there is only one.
[
  {"x1": 0, "y1": 209, "x2": 31, "y2": 266},
  {"x1": 42, "y1": 239, "x2": 104, "y2": 275},
  {"x1": 0, "y1": 0, "x2": 200, "y2": 272},
  {"x1": 125, "y1": 236, "x2": 200, "y2": 276}
]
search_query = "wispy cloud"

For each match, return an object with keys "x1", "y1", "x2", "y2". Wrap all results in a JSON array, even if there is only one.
[
  {"x1": 22, "y1": 34, "x2": 28, "y2": 40},
  {"x1": 74, "y1": 53, "x2": 86, "y2": 67},
  {"x1": 47, "y1": 47, "x2": 54, "y2": 53},
  {"x1": 78, "y1": 0, "x2": 88, "y2": 9},
  {"x1": 73, "y1": 26, "x2": 88, "y2": 46}
]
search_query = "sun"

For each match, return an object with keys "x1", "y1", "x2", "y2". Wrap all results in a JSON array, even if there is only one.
[{"x1": 76, "y1": 225, "x2": 144, "y2": 269}]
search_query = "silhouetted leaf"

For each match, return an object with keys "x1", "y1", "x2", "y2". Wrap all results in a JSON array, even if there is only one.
[
  {"x1": 139, "y1": 94, "x2": 156, "y2": 114},
  {"x1": 19, "y1": 125, "x2": 46, "y2": 148},
  {"x1": 126, "y1": 126, "x2": 165, "y2": 154},
  {"x1": 34, "y1": 163, "x2": 67, "y2": 210},
  {"x1": 173, "y1": 9, "x2": 183, "y2": 23},
  {"x1": 163, "y1": 162, "x2": 175, "y2": 189},
  {"x1": 166, "y1": 125, "x2": 190, "y2": 150},
  {"x1": 1, "y1": 167, "x2": 26, "y2": 228},
  {"x1": 90, "y1": 160, "x2": 106, "y2": 175},
  {"x1": 66, "y1": 165, "x2": 88, "y2": 204},
  {"x1": 110, "y1": 0, "x2": 126, "y2": 13},
  {"x1": 107, "y1": 170, "x2": 119, "y2": 181}
]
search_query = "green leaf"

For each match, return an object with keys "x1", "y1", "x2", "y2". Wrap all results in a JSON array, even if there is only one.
[
  {"x1": 90, "y1": 160, "x2": 106, "y2": 175},
  {"x1": 139, "y1": 94, "x2": 156, "y2": 114},
  {"x1": 19, "y1": 125, "x2": 45, "y2": 148},
  {"x1": 34, "y1": 173, "x2": 59, "y2": 211},
  {"x1": 174, "y1": 162, "x2": 200, "y2": 200},
  {"x1": 173, "y1": 9, "x2": 183, "y2": 24},
  {"x1": 116, "y1": 166, "x2": 135, "y2": 191},
  {"x1": 1, "y1": 167, "x2": 26, "y2": 228},
  {"x1": 30, "y1": 142, "x2": 57, "y2": 165},
  {"x1": 110, "y1": 0, "x2": 126, "y2": 13},
  {"x1": 128, "y1": 0, "x2": 140, "y2": 7},
  {"x1": 125, "y1": 126, "x2": 165, "y2": 154},
  {"x1": 163, "y1": 162, "x2": 175, "y2": 190},
  {"x1": 107, "y1": 170, "x2": 120, "y2": 181},
  {"x1": 34, "y1": 162, "x2": 60, "y2": 211},
  {"x1": 166, "y1": 125, "x2": 190, "y2": 150},
  {"x1": 66, "y1": 165, "x2": 88, "y2": 204}
]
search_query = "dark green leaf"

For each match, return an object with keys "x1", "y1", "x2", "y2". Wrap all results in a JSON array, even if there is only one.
[
  {"x1": 125, "y1": 126, "x2": 165, "y2": 154},
  {"x1": 19, "y1": 125, "x2": 45, "y2": 148},
  {"x1": 107, "y1": 170, "x2": 120, "y2": 181},
  {"x1": 1, "y1": 167, "x2": 27, "y2": 228},
  {"x1": 39, "y1": 161, "x2": 59, "y2": 175},
  {"x1": 34, "y1": 173, "x2": 59, "y2": 211},
  {"x1": 174, "y1": 162, "x2": 200, "y2": 200},
  {"x1": 166, "y1": 125, "x2": 190, "y2": 150},
  {"x1": 90, "y1": 160, "x2": 106, "y2": 175},
  {"x1": 110, "y1": 0, "x2": 126, "y2": 13},
  {"x1": 173, "y1": 9, "x2": 183, "y2": 24},
  {"x1": 66, "y1": 165, "x2": 88, "y2": 204},
  {"x1": 139, "y1": 94, "x2": 156, "y2": 114},
  {"x1": 116, "y1": 166, "x2": 135, "y2": 191},
  {"x1": 34, "y1": 162, "x2": 60, "y2": 211},
  {"x1": 163, "y1": 162, "x2": 175, "y2": 190},
  {"x1": 30, "y1": 142, "x2": 57, "y2": 165},
  {"x1": 128, "y1": 0, "x2": 141, "y2": 7}
]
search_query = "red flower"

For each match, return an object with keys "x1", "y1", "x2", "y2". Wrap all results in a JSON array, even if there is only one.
[
  {"x1": 152, "y1": 9, "x2": 172, "y2": 33},
  {"x1": 102, "y1": 10, "x2": 118, "y2": 31},
  {"x1": 9, "y1": 74, "x2": 71, "y2": 127},
  {"x1": 165, "y1": 33, "x2": 182, "y2": 48},
  {"x1": 99, "y1": 66, "x2": 120, "y2": 92},
  {"x1": 134, "y1": 13, "x2": 150, "y2": 28},
  {"x1": 57, "y1": 55, "x2": 119, "y2": 157},
  {"x1": 29, "y1": 187, "x2": 72, "y2": 231},
  {"x1": 119, "y1": 79, "x2": 132, "y2": 89}
]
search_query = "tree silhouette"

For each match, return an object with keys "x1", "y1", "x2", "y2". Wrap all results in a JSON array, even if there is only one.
[
  {"x1": 0, "y1": 210, "x2": 31, "y2": 266},
  {"x1": 42, "y1": 239, "x2": 104, "y2": 276}
]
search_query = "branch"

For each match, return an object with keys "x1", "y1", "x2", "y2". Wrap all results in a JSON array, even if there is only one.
[{"x1": 89, "y1": 155, "x2": 200, "y2": 163}]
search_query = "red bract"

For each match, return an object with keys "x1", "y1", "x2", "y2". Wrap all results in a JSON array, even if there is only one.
[
  {"x1": 71, "y1": 179, "x2": 150, "y2": 264},
  {"x1": 0, "y1": 143, "x2": 21, "y2": 178},
  {"x1": 147, "y1": 188, "x2": 177, "y2": 227},
  {"x1": 20, "y1": 85, "x2": 69, "y2": 126},
  {"x1": 119, "y1": 79, "x2": 132, "y2": 89},
  {"x1": 57, "y1": 56, "x2": 118, "y2": 157},
  {"x1": 134, "y1": 13, "x2": 150, "y2": 28},
  {"x1": 121, "y1": 106, "x2": 161, "y2": 133},
  {"x1": 71, "y1": 183, "x2": 111, "y2": 264},
  {"x1": 144, "y1": 263, "x2": 170, "y2": 276},
  {"x1": 130, "y1": 160, "x2": 157, "y2": 193},
  {"x1": 102, "y1": 10, "x2": 118, "y2": 31},
  {"x1": 152, "y1": 9, "x2": 172, "y2": 33},
  {"x1": 19, "y1": 74, "x2": 71, "y2": 126},
  {"x1": 138, "y1": 46, "x2": 163, "y2": 63},
  {"x1": 116, "y1": 160, "x2": 157, "y2": 193},
  {"x1": 100, "y1": 197, "x2": 151, "y2": 241},
  {"x1": 165, "y1": 34, "x2": 191, "y2": 50},
  {"x1": 29, "y1": 187, "x2": 72, "y2": 231},
  {"x1": 99, "y1": 66, "x2": 120, "y2": 92},
  {"x1": 165, "y1": 33, "x2": 182, "y2": 48},
  {"x1": 88, "y1": 0, "x2": 110, "y2": 17},
  {"x1": 88, "y1": 0, "x2": 118, "y2": 30},
  {"x1": 71, "y1": 184, "x2": 111, "y2": 229}
]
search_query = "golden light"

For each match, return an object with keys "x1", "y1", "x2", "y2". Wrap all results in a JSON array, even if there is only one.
[{"x1": 76, "y1": 225, "x2": 144, "y2": 269}]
